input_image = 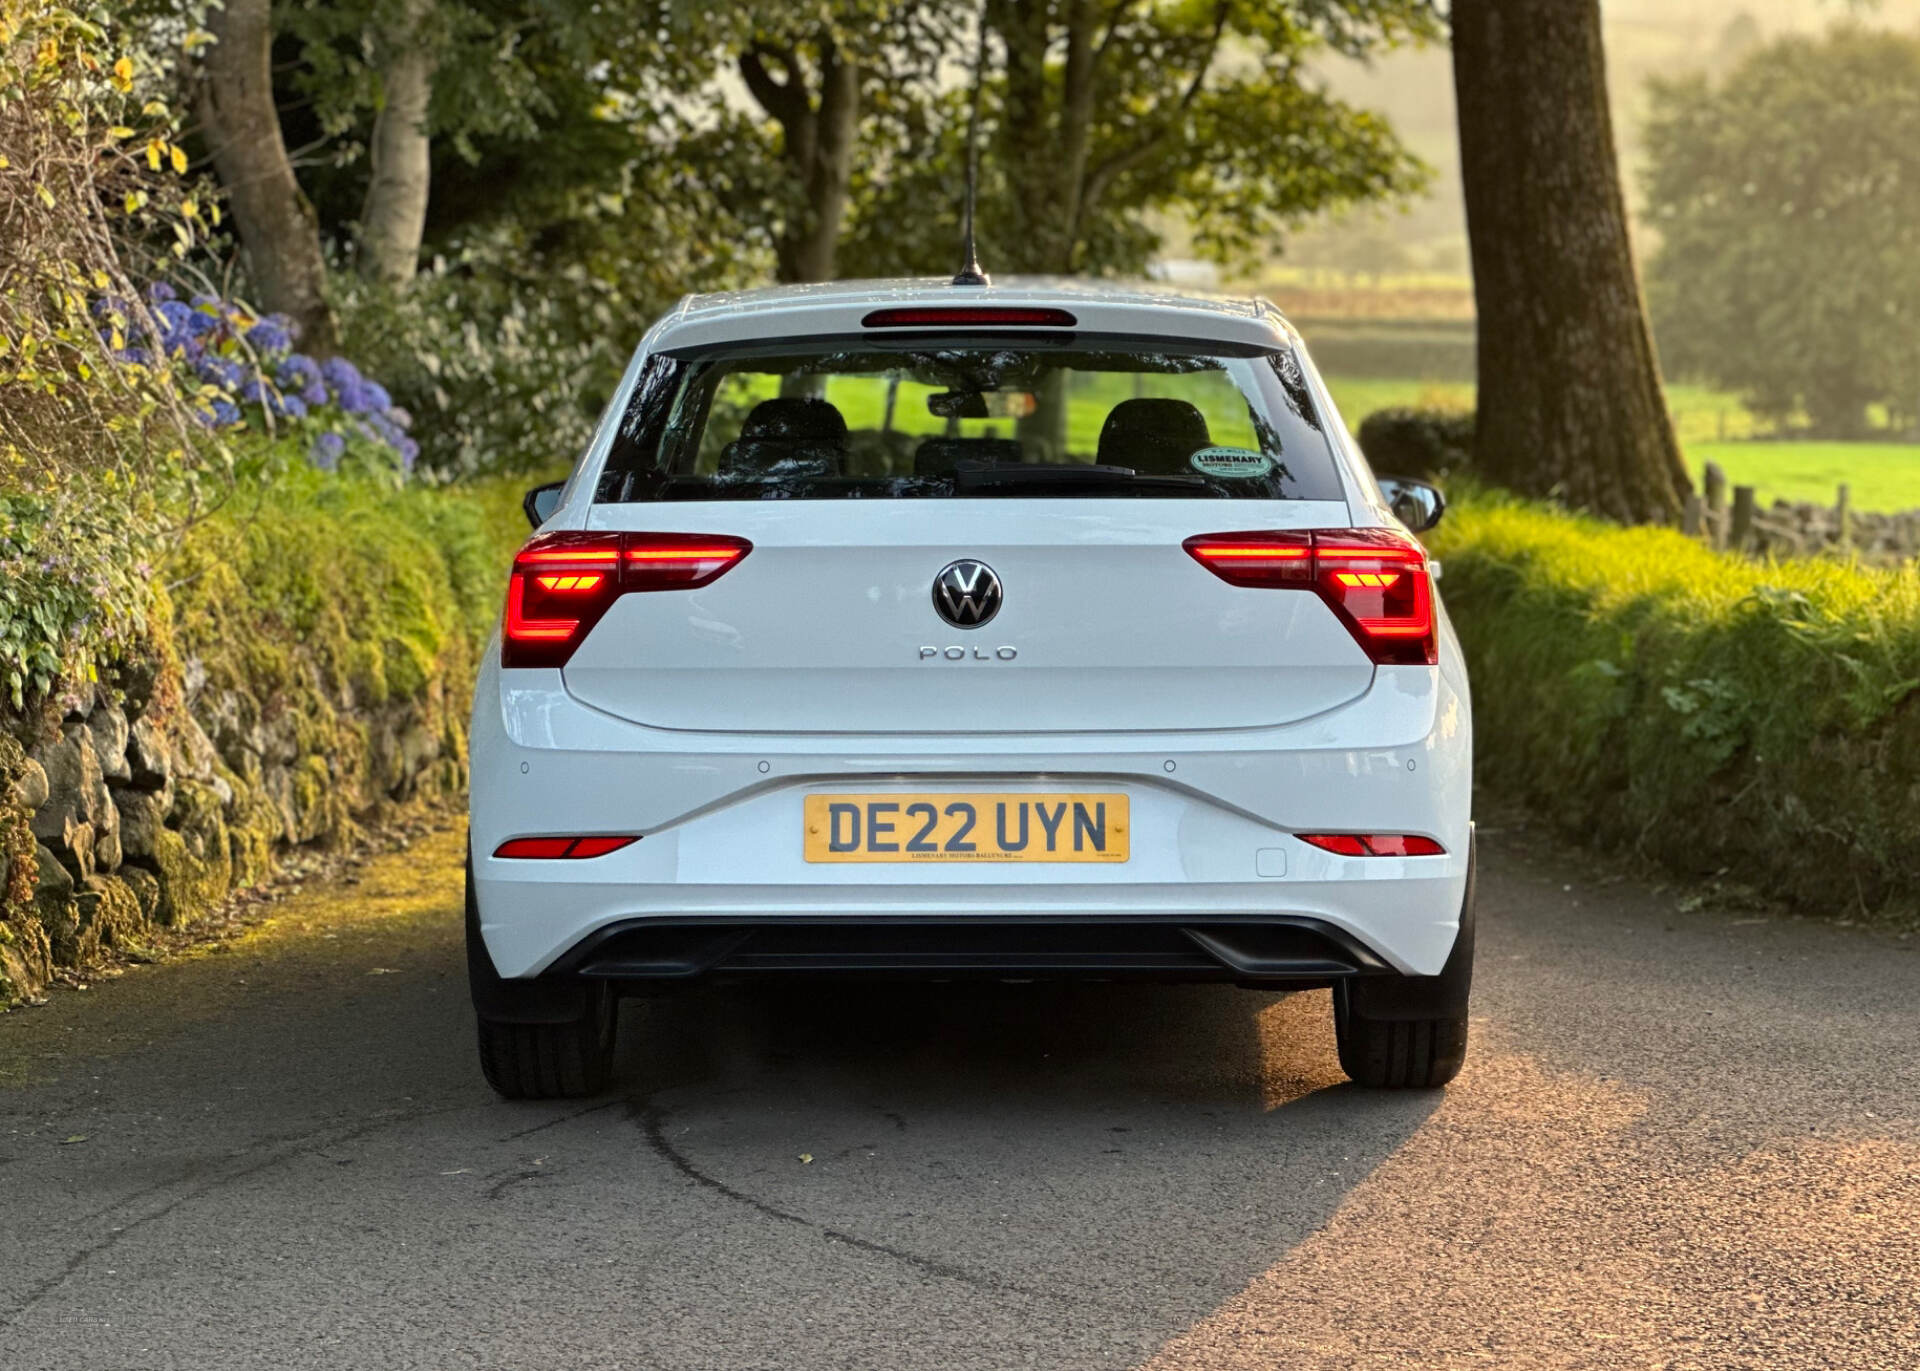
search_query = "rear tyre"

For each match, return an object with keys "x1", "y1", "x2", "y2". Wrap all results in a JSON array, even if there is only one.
[
  {"x1": 1333, "y1": 830, "x2": 1475, "y2": 1089},
  {"x1": 466, "y1": 856, "x2": 617, "y2": 1100},
  {"x1": 475, "y1": 999, "x2": 615, "y2": 1101}
]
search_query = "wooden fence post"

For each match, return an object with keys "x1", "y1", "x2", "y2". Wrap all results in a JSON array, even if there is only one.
[
  {"x1": 1703, "y1": 462, "x2": 1728, "y2": 548},
  {"x1": 1730, "y1": 485, "x2": 1756, "y2": 553},
  {"x1": 1682, "y1": 493, "x2": 1704, "y2": 538},
  {"x1": 1836, "y1": 483, "x2": 1852, "y2": 550}
]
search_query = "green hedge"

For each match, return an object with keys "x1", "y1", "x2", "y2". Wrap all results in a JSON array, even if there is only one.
[
  {"x1": 164, "y1": 470, "x2": 525, "y2": 714},
  {"x1": 1431, "y1": 493, "x2": 1920, "y2": 915}
]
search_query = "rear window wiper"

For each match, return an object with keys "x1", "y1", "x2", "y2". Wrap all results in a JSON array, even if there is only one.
[{"x1": 951, "y1": 462, "x2": 1211, "y2": 492}]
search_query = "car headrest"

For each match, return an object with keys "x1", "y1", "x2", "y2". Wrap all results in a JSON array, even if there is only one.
[
  {"x1": 1095, "y1": 398, "x2": 1211, "y2": 473},
  {"x1": 740, "y1": 396, "x2": 847, "y2": 445},
  {"x1": 720, "y1": 395, "x2": 848, "y2": 478}
]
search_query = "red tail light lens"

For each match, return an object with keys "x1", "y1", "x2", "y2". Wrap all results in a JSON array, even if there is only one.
[
  {"x1": 1313, "y1": 531, "x2": 1434, "y2": 665},
  {"x1": 1181, "y1": 531, "x2": 1314, "y2": 587},
  {"x1": 503, "y1": 532, "x2": 750, "y2": 667},
  {"x1": 1299, "y1": 834, "x2": 1445, "y2": 857},
  {"x1": 624, "y1": 539, "x2": 752, "y2": 589},
  {"x1": 1184, "y1": 528, "x2": 1436, "y2": 666},
  {"x1": 505, "y1": 533, "x2": 622, "y2": 666},
  {"x1": 494, "y1": 836, "x2": 639, "y2": 859}
]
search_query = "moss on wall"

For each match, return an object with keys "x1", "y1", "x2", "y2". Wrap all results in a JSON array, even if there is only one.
[{"x1": 0, "y1": 472, "x2": 527, "y2": 1005}]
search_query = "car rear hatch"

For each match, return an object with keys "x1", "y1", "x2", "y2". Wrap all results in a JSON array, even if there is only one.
[{"x1": 560, "y1": 499, "x2": 1374, "y2": 734}]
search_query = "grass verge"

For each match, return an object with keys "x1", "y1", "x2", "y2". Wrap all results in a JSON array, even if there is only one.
[{"x1": 1431, "y1": 491, "x2": 1920, "y2": 921}]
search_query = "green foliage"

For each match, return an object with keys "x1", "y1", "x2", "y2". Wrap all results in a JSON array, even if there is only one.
[
  {"x1": 332, "y1": 208, "x2": 740, "y2": 476},
  {"x1": 167, "y1": 465, "x2": 523, "y2": 711},
  {"x1": 1432, "y1": 492, "x2": 1920, "y2": 915},
  {"x1": 0, "y1": 0, "x2": 218, "y2": 480},
  {"x1": 1643, "y1": 28, "x2": 1920, "y2": 436},
  {"x1": 0, "y1": 488, "x2": 158, "y2": 711},
  {"x1": 846, "y1": 0, "x2": 1437, "y2": 278},
  {"x1": 1356, "y1": 406, "x2": 1474, "y2": 481},
  {"x1": 0, "y1": 0, "x2": 227, "y2": 715}
]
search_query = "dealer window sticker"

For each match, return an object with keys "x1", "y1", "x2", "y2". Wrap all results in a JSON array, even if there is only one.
[{"x1": 1189, "y1": 446, "x2": 1275, "y2": 478}]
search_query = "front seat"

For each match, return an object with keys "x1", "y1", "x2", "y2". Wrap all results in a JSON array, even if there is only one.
[
  {"x1": 1095, "y1": 397, "x2": 1211, "y2": 474},
  {"x1": 720, "y1": 396, "x2": 848, "y2": 478}
]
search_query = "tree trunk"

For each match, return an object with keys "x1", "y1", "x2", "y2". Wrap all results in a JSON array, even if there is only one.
[
  {"x1": 992, "y1": 0, "x2": 1074, "y2": 273},
  {"x1": 741, "y1": 36, "x2": 860, "y2": 285},
  {"x1": 358, "y1": 0, "x2": 437, "y2": 286},
  {"x1": 1452, "y1": 0, "x2": 1689, "y2": 522},
  {"x1": 195, "y1": 0, "x2": 337, "y2": 353}
]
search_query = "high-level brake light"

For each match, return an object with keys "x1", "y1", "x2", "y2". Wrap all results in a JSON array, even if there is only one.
[
  {"x1": 1183, "y1": 528, "x2": 1436, "y2": 666},
  {"x1": 861, "y1": 306, "x2": 1078, "y2": 328},
  {"x1": 502, "y1": 531, "x2": 750, "y2": 668}
]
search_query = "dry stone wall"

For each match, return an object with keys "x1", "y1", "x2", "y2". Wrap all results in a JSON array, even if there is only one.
[
  {"x1": 0, "y1": 657, "x2": 465, "y2": 1005},
  {"x1": 0, "y1": 644, "x2": 467, "y2": 1005}
]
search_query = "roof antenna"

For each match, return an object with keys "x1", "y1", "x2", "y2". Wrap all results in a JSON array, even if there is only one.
[{"x1": 951, "y1": 11, "x2": 991, "y2": 287}]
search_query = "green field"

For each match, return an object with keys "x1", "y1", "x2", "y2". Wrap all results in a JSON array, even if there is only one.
[
  {"x1": 1321, "y1": 378, "x2": 1755, "y2": 446},
  {"x1": 1321, "y1": 377, "x2": 1920, "y2": 513},
  {"x1": 707, "y1": 367, "x2": 1920, "y2": 512},
  {"x1": 1684, "y1": 442, "x2": 1920, "y2": 512}
]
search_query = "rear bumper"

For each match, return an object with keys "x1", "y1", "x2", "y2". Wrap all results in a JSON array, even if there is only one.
[
  {"x1": 469, "y1": 646, "x2": 1473, "y2": 979},
  {"x1": 553, "y1": 915, "x2": 1392, "y2": 986}
]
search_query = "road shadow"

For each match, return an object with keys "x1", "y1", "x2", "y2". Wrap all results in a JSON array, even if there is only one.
[{"x1": 597, "y1": 979, "x2": 1442, "y2": 1362}]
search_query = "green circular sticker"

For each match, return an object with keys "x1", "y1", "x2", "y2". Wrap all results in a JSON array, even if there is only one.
[{"x1": 1189, "y1": 446, "x2": 1275, "y2": 479}]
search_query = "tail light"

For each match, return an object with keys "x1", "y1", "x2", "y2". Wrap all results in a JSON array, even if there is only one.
[
  {"x1": 1298, "y1": 834, "x2": 1446, "y2": 857},
  {"x1": 503, "y1": 531, "x2": 750, "y2": 668},
  {"x1": 1183, "y1": 528, "x2": 1436, "y2": 666}
]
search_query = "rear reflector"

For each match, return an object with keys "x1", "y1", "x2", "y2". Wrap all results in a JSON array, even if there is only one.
[
  {"x1": 1184, "y1": 528, "x2": 1436, "y2": 666},
  {"x1": 503, "y1": 531, "x2": 750, "y2": 668},
  {"x1": 494, "y1": 836, "x2": 639, "y2": 860},
  {"x1": 862, "y1": 306, "x2": 1078, "y2": 328},
  {"x1": 1298, "y1": 834, "x2": 1445, "y2": 857}
]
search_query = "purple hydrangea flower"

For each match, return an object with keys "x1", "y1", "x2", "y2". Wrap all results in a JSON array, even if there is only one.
[
  {"x1": 245, "y1": 316, "x2": 294, "y2": 355},
  {"x1": 154, "y1": 300, "x2": 192, "y2": 337},
  {"x1": 146, "y1": 281, "x2": 177, "y2": 304},
  {"x1": 276, "y1": 394, "x2": 309, "y2": 421},
  {"x1": 197, "y1": 355, "x2": 246, "y2": 390},
  {"x1": 277, "y1": 353, "x2": 320, "y2": 387},
  {"x1": 194, "y1": 399, "x2": 242, "y2": 428},
  {"x1": 310, "y1": 432, "x2": 346, "y2": 470},
  {"x1": 320, "y1": 356, "x2": 364, "y2": 390}
]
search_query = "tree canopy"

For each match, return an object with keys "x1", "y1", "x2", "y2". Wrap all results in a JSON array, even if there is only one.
[
  {"x1": 165, "y1": 0, "x2": 1438, "y2": 471},
  {"x1": 1643, "y1": 27, "x2": 1920, "y2": 437}
]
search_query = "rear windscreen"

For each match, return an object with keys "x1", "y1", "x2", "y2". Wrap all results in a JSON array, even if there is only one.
[{"x1": 595, "y1": 333, "x2": 1342, "y2": 502}]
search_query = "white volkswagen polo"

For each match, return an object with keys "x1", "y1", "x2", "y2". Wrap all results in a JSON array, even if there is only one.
[{"x1": 466, "y1": 279, "x2": 1473, "y2": 1098}]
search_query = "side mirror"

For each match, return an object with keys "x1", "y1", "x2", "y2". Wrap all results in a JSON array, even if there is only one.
[
  {"x1": 523, "y1": 481, "x2": 565, "y2": 529},
  {"x1": 1377, "y1": 475, "x2": 1445, "y2": 533}
]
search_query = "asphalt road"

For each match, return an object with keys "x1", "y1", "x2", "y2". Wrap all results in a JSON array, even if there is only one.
[{"x1": 2, "y1": 824, "x2": 1916, "y2": 1370}]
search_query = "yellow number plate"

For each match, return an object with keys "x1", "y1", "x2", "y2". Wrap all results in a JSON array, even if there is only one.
[{"x1": 803, "y1": 793, "x2": 1129, "y2": 863}]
